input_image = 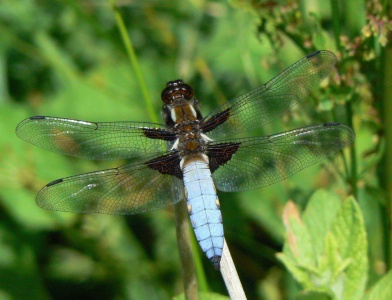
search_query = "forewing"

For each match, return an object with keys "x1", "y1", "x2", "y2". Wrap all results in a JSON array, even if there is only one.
[
  {"x1": 211, "y1": 123, "x2": 355, "y2": 192},
  {"x1": 16, "y1": 116, "x2": 174, "y2": 160},
  {"x1": 36, "y1": 153, "x2": 184, "y2": 214},
  {"x1": 203, "y1": 51, "x2": 337, "y2": 139}
]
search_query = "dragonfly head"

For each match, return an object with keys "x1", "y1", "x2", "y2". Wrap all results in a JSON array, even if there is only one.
[{"x1": 161, "y1": 79, "x2": 194, "y2": 104}]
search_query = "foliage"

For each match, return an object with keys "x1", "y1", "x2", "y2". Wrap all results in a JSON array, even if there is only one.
[
  {"x1": 1, "y1": 0, "x2": 392, "y2": 299},
  {"x1": 278, "y1": 191, "x2": 368, "y2": 299}
]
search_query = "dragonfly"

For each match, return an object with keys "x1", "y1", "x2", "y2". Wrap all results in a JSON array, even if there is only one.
[{"x1": 16, "y1": 50, "x2": 355, "y2": 269}]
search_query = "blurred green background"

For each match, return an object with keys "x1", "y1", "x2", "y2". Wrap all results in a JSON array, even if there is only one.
[{"x1": 0, "y1": 0, "x2": 390, "y2": 299}]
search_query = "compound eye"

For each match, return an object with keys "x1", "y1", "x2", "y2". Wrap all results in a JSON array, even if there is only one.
[
  {"x1": 161, "y1": 80, "x2": 194, "y2": 103},
  {"x1": 171, "y1": 79, "x2": 183, "y2": 86},
  {"x1": 182, "y1": 84, "x2": 194, "y2": 100},
  {"x1": 161, "y1": 88, "x2": 173, "y2": 103}
]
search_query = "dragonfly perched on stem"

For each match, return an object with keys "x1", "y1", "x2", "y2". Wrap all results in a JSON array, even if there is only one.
[{"x1": 16, "y1": 50, "x2": 355, "y2": 269}]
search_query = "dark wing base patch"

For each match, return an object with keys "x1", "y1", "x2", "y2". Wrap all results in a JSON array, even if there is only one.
[
  {"x1": 201, "y1": 108, "x2": 231, "y2": 133},
  {"x1": 207, "y1": 142, "x2": 241, "y2": 173},
  {"x1": 145, "y1": 152, "x2": 182, "y2": 179},
  {"x1": 142, "y1": 128, "x2": 176, "y2": 140}
]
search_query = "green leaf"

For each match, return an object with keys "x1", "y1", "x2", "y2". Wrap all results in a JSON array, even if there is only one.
[
  {"x1": 279, "y1": 192, "x2": 368, "y2": 300},
  {"x1": 329, "y1": 197, "x2": 368, "y2": 300},
  {"x1": 364, "y1": 269, "x2": 392, "y2": 300},
  {"x1": 303, "y1": 189, "x2": 341, "y2": 257},
  {"x1": 277, "y1": 200, "x2": 314, "y2": 287},
  {"x1": 297, "y1": 288, "x2": 334, "y2": 300},
  {"x1": 276, "y1": 252, "x2": 311, "y2": 286}
]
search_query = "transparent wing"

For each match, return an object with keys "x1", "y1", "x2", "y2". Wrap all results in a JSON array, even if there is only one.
[
  {"x1": 204, "y1": 51, "x2": 337, "y2": 139},
  {"x1": 36, "y1": 153, "x2": 184, "y2": 215},
  {"x1": 211, "y1": 123, "x2": 355, "y2": 192},
  {"x1": 16, "y1": 116, "x2": 173, "y2": 160}
]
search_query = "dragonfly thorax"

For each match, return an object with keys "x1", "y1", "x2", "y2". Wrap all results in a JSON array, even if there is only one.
[
  {"x1": 161, "y1": 80, "x2": 203, "y2": 128},
  {"x1": 161, "y1": 80, "x2": 207, "y2": 158}
]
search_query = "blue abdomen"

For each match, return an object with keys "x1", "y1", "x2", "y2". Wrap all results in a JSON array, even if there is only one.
[{"x1": 182, "y1": 157, "x2": 224, "y2": 269}]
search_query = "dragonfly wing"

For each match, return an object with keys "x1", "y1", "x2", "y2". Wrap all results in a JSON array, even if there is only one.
[
  {"x1": 202, "y1": 51, "x2": 337, "y2": 139},
  {"x1": 16, "y1": 116, "x2": 174, "y2": 160},
  {"x1": 210, "y1": 123, "x2": 355, "y2": 192},
  {"x1": 37, "y1": 152, "x2": 185, "y2": 215}
]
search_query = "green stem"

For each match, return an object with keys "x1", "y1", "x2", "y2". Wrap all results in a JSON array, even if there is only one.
[
  {"x1": 345, "y1": 100, "x2": 358, "y2": 199},
  {"x1": 189, "y1": 225, "x2": 209, "y2": 292},
  {"x1": 330, "y1": 0, "x2": 342, "y2": 52},
  {"x1": 109, "y1": 1, "x2": 199, "y2": 296},
  {"x1": 330, "y1": 0, "x2": 358, "y2": 198},
  {"x1": 110, "y1": 0, "x2": 157, "y2": 123},
  {"x1": 381, "y1": 34, "x2": 392, "y2": 271},
  {"x1": 174, "y1": 201, "x2": 199, "y2": 300}
]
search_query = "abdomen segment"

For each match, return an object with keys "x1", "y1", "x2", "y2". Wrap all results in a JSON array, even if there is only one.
[{"x1": 182, "y1": 155, "x2": 224, "y2": 269}]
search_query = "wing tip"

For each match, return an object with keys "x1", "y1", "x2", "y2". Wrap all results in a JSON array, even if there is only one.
[
  {"x1": 46, "y1": 178, "x2": 64, "y2": 187},
  {"x1": 306, "y1": 50, "x2": 336, "y2": 59},
  {"x1": 323, "y1": 122, "x2": 341, "y2": 126},
  {"x1": 29, "y1": 116, "x2": 47, "y2": 120},
  {"x1": 16, "y1": 116, "x2": 47, "y2": 137},
  {"x1": 306, "y1": 50, "x2": 321, "y2": 58},
  {"x1": 322, "y1": 122, "x2": 356, "y2": 145}
]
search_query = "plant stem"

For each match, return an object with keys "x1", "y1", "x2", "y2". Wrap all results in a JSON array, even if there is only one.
[
  {"x1": 381, "y1": 32, "x2": 392, "y2": 271},
  {"x1": 220, "y1": 239, "x2": 247, "y2": 299},
  {"x1": 109, "y1": 1, "x2": 199, "y2": 296},
  {"x1": 330, "y1": 0, "x2": 358, "y2": 198},
  {"x1": 345, "y1": 100, "x2": 358, "y2": 199},
  {"x1": 110, "y1": 0, "x2": 157, "y2": 123},
  {"x1": 174, "y1": 201, "x2": 199, "y2": 300},
  {"x1": 330, "y1": 0, "x2": 342, "y2": 53},
  {"x1": 189, "y1": 227, "x2": 209, "y2": 292}
]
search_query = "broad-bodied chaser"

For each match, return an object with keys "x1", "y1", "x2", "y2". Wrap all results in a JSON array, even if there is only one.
[{"x1": 16, "y1": 50, "x2": 355, "y2": 269}]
